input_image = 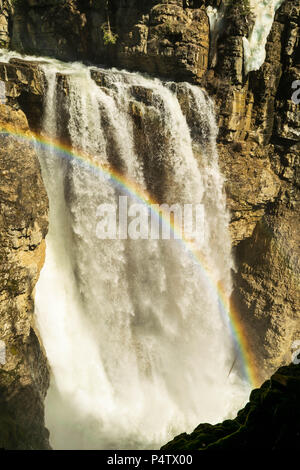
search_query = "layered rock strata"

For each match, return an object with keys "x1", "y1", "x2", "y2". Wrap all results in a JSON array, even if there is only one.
[{"x1": 0, "y1": 81, "x2": 49, "y2": 449}]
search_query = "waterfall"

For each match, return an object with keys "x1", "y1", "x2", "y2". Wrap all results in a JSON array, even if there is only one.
[
  {"x1": 206, "y1": 1, "x2": 284, "y2": 74},
  {"x1": 206, "y1": 4, "x2": 225, "y2": 68},
  {"x1": 243, "y1": 0, "x2": 284, "y2": 74},
  {"x1": 0, "y1": 48, "x2": 249, "y2": 449}
]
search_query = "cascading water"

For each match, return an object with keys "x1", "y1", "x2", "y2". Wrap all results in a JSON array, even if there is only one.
[
  {"x1": 206, "y1": 4, "x2": 225, "y2": 68},
  {"x1": 206, "y1": 0, "x2": 284, "y2": 75},
  {"x1": 37, "y1": 63, "x2": 249, "y2": 449},
  {"x1": 0, "y1": 48, "x2": 250, "y2": 449},
  {"x1": 243, "y1": 0, "x2": 285, "y2": 74}
]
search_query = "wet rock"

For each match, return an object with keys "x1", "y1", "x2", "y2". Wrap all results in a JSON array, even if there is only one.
[
  {"x1": 0, "y1": 0, "x2": 12, "y2": 48},
  {"x1": 10, "y1": 1, "x2": 210, "y2": 82},
  {"x1": 0, "y1": 102, "x2": 50, "y2": 449},
  {"x1": 162, "y1": 363, "x2": 300, "y2": 450}
]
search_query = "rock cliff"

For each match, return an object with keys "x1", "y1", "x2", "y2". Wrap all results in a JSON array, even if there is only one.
[
  {"x1": 0, "y1": 100, "x2": 50, "y2": 449},
  {"x1": 212, "y1": 0, "x2": 300, "y2": 381},
  {"x1": 0, "y1": 0, "x2": 11, "y2": 48},
  {"x1": 10, "y1": 0, "x2": 212, "y2": 82}
]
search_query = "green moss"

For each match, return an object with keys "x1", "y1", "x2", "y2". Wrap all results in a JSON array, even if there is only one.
[
  {"x1": 0, "y1": 40, "x2": 8, "y2": 49},
  {"x1": 0, "y1": 408, "x2": 27, "y2": 450},
  {"x1": 9, "y1": 345, "x2": 18, "y2": 356},
  {"x1": 162, "y1": 364, "x2": 300, "y2": 451}
]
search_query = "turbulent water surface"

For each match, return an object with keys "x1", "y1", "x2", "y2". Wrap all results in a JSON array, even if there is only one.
[{"x1": 0, "y1": 49, "x2": 250, "y2": 449}]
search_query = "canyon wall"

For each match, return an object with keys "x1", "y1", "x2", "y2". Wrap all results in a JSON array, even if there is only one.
[
  {"x1": 0, "y1": 74, "x2": 50, "y2": 448},
  {"x1": 10, "y1": 0, "x2": 213, "y2": 81},
  {"x1": 0, "y1": 0, "x2": 11, "y2": 48},
  {"x1": 211, "y1": 0, "x2": 300, "y2": 379},
  {"x1": 186, "y1": 0, "x2": 300, "y2": 380},
  {"x1": 0, "y1": 0, "x2": 299, "y2": 447}
]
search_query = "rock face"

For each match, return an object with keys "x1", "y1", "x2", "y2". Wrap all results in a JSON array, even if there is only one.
[
  {"x1": 232, "y1": 208, "x2": 300, "y2": 381},
  {"x1": 8, "y1": 0, "x2": 211, "y2": 82},
  {"x1": 0, "y1": 0, "x2": 12, "y2": 48},
  {"x1": 203, "y1": 0, "x2": 300, "y2": 381},
  {"x1": 0, "y1": 58, "x2": 45, "y2": 130},
  {"x1": 0, "y1": 91, "x2": 50, "y2": 447},
  {"x1": 161, "y1": 363, "x2": 300, "y2": 450}
]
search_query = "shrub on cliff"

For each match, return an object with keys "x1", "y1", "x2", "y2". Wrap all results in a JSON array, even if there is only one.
[{"x1": 101, "y1": 22, "x2": 118, "y2": 46}]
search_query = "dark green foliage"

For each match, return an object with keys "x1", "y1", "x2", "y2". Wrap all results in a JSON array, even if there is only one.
[
  {"x1": 101, "y1": 23, "x2": 118, "y2": 46},
  {"x1": 162, "y1": 364, "x2": 300, "y2": 450}
]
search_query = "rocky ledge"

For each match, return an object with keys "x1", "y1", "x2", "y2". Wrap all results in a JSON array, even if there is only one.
[
  {"x1": 0, "y1": 101, "x2": 50, "y2": 449},
  {"x1": 162, "y1": 363, "x2": 300, "y2": 450}
]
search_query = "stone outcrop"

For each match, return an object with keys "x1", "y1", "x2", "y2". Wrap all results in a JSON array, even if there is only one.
[
  {"x1": 0, "y1": 58, "x2": 45, "y2": 131},
  {"x1": 8, "y1": 0, "x2": 210, "y2": 82},
  {"x1": 204, "y1": 0, "x2": 300, "y2": 381},
  {"x1": 162, "y1": 363, "x2": 300, "y2": 450},
  {"x1": 232, "y1": 206, "x2": 300, "y2": 381},
  {"x1": 218, "y1": 142, "x2": 281, "y2": 244},
  {"x1": 0, "y1": 93, "x2": 50, "y2": 448},
  {"x1": 0, "y1": 0, "x2": 12, "y2": 48}
]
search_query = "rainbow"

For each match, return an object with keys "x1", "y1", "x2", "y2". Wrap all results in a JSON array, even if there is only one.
[{"x1": 0, "y1": 121, "x2": 260, "y2": 388}]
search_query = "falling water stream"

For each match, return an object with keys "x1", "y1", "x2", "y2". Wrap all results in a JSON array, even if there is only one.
[
  {"x1": 206, "y1": 0, "x2": 284, "y2": 74},
  {"x1": 34, "y1": 60, "x2": 250, "y2": 449},
  {"x1": 244, "y1": 0, "x2": 285, "y2": 73}
]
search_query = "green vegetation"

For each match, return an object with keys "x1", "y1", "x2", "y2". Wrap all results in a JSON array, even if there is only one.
[
  {"x1": 101, "y1": 23, "x2": 118, "y2": 46},
  {"x1": 101, "y1": 0, "x2": 118, "y2": 46},
  {"x1": 164, "y1": 19, "x2": 173, "y2": 33},
  {"x1": 162, "y1": 364, "x2": 300, "y2": 451}
]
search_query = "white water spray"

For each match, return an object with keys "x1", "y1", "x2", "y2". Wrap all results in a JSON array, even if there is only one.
[
  {"x1": 0, "y1": 48, "x2": 250, "y2": 449},
  {"x1": 243, "y1": 0, "x2": 285, "y2": 74},
  {"x1": 206, "y1": 4, "x2": 226, "y2": 68}
]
